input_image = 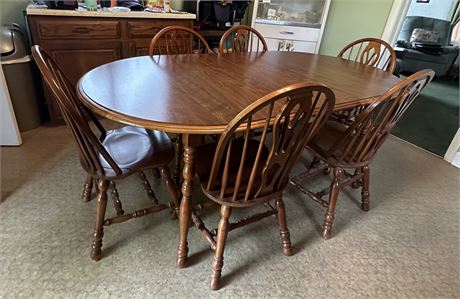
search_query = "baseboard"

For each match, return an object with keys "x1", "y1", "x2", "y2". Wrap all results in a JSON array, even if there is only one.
[
  {"x1": 444, "y1": 128, "x2": 460, "y2": 163},
  {"x1": 451, "y1": 152, "x2": 460, "y2": 169}
]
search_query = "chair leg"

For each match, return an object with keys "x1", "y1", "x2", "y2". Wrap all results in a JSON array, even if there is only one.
[
  {"x1": 275, "y1": 198, "x2": 292, "y2": 256},
  {"x1": 110, "y1": 181, "x2": 124, "y2": 216},
  {"x1": 174, "y1": 134, "x2": 183, "y2": 191},
  {"x1": 211, "y1": 205, "x2": 232, "y2": 290},
  {"x1": 323, "y1": 167, "x2": 343, "y2": 240},
  {"x1": 91, "y1": 180, "x2": 109, "y2": 261},
  {"x1": 361, "y1": 165, "x2": 370, "y2": 211},
  {"x1": 139, "y1": 171, "x2": 159, "y2": 205},
  {"x1": 82, "y1": 174, "x2": 93, "y2": 202},
  {"x1": 159, "y1": 166, "x2": 181, "y2": 217}
]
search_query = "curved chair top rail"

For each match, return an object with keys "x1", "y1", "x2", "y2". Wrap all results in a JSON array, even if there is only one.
[
  {"x1": 31, "y1": 45, "x2": 121, "y2": 177},
  {"x1": 218, "y1": 25, "x2": 268, "y2": 54},
  {"x1": 149, "y1": 25, "x2": 213, "y2": 57},
  {"x1": 326, "y1": 69, "x2": 435, "y2": 165},
  {"x1": 206, "y1": 82, "x2": 335, "y2": 206},
  {"x1": 338, "y1": 37, "x2": 397, "y2": 73}
]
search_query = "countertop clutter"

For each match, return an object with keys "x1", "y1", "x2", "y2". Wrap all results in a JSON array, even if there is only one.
[
  {"x1": 26, "y1": 4, "x2": 196, "y2": 19},
  {"x1": 26, "y1": 4, "x2": 195, "y2": 122}
]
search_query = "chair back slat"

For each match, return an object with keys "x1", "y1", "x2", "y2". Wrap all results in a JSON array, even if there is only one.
[
  {"x1": 326, "y1": 69, "x2": 435, "y2": 165},
  {"x1": 31, "y1": 45, "x2": 121, "y2": 177},
  {"x1": 219, "y1": 25, "x2": 268, "y2": 54},
  {"x1": 206, "y1": 83, "x2": 335, "y2": 205},
  {"x1": 149, "y1": 26, "x2": 212, "y2": 57},
  {"x1": 338, "y1": 38, "x2": 397, "y2": 73},
  {"x1": 232, "y1": 118, "x2": 252, "y2": 201}
]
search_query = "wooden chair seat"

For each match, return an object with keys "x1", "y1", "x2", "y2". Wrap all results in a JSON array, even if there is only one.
[
  {"x1": 308, "y1": 120, "x2": 370, "y2": 168},
  {"x1": 98, "y1": 126, "x2": 174, "y2": 178},
  {"x1": 308, "y1": 121, "x2": 347, "y2": 157}
]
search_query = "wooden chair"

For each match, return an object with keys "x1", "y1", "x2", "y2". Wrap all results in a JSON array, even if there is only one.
[
  {"x1": 192, "y1": 82, "x2": 335, "y2": 290},
  {"x1": 291, "y1": 69, "x2": 435, "y2": 240},
  {"x1": 338, "y1": 37, "x2": 397, "y2": 73},
  {"x1": 334, "y1": 38, "x2": 398, "y2": 123},
  {"x1": 32, "y1": 45, "x2": 180, "y2": 261},
  {"x1": 149, "y1": 25, "x2": 212, "y2": 189},
  {"x1": 218, "y1": 25, "x2": 268, "y2": 54},
  {"x1": 149, "y1": 25, "x2": 212, "y2": 56}
]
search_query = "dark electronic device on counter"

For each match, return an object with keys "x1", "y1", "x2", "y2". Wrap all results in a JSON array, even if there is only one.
[
  {"x1": 43, "y1": 0, "x2": 78, "y2": 10},
  {"x1": 101, "y1": 0, "x2": 144, "y2": 10},
  {"x1": 118, "y1": 0, "x2": 144, "y2": 11}
]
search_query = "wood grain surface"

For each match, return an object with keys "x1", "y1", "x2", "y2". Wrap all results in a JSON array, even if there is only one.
[{"x1": 77, "y1": 51, "x2": 400, "y2": 134}]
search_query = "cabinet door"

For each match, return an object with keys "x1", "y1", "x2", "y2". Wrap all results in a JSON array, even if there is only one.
[
  {"x1": 129, "y1": 39, "x2": 151, "y2": 57},
  {"x1": 41, "y1": 41, "x2": 123, "y2": 85},
  {"x1": 39, "y1": 41, "x2": 123, "y2": 122}
]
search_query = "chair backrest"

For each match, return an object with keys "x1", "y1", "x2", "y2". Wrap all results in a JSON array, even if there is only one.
[
  {"x1": 218, "y1": 25, "x2": 268, "y2": 54},
  {"x1": 31, "y1": 45, "x2": 121, "y2": 177},
  {"x1": 206, "y1": 82, "x2": 335, "y2": 205},
  {"x1": 149, "y1": 26, "x2": 212, "y2": 57},
  {"x1": 338, "y1": 38, "x2": 397, "y2": 73},
  {"x1": 325, "y1": 69, "x2": 435, "y2": 165}
]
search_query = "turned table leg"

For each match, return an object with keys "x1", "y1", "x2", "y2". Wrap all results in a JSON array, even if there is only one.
[{"x1": 177, "y1": 134, "x2": 198, "y2": 268}]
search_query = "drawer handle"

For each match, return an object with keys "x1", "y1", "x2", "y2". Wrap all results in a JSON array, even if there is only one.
[
  {"x1": 72, "y1": 27, "x2": 90, "y2": 34},
  {"x1": 280, "y1": 31, "x2": 294, "y2": 35}
]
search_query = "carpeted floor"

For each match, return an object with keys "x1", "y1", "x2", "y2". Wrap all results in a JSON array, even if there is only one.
[
  {"x1": 392, "y1": 75, "x2": 459, "y2": 157},
  {"x1": 1, "y1": 124, "x2": 459, "y2": 298}
]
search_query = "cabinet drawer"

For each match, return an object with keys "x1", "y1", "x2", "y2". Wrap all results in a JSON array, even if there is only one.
[
  {"x1": 128, "y1": 20, "x2": 193, "y2": 37},
  {"x1": 254, "y1": 23, "x2": 320, "y2": 42},
  {"x1": 37, "y1": 20, "x2": 120, "y2": 39},
  {"x1": 265, "y1": 38, "x2": 317, "y2": 53}
]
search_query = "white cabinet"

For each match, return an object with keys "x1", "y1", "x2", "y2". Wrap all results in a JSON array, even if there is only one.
[{"x1": 251, "y1": 0, "x2": 331, "y2": 53}]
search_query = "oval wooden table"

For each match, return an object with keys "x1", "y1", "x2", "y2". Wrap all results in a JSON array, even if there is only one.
[{"x1": 77, "y1": 51, "x2": 400, "y2": 268}]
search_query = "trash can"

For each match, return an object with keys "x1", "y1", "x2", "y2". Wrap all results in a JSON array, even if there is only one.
[{"x1": 1, "y1": 23, "x2": 43, "y2": 132}]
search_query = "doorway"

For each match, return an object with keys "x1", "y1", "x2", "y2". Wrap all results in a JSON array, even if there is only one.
[{"x1": 386, "y1": 0, "x2": 460, "y2": 157}]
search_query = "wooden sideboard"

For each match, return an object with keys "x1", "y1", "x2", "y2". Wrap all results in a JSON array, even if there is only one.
[{"x1": 27, "y1": 8, "x2": 195, "y2": 122}]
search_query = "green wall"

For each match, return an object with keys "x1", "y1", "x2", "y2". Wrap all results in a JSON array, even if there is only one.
[
  {"x1": 0, "y1": 0, "x2": 29, "y2": 29},
  {"x1": 319, "y1": 0, "x2": 394, "y2": 56}
]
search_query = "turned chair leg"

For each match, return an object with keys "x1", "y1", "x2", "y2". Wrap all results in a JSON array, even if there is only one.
[
  {"x1": 361, "y1": 165, "x2": 370, "y2": 211},
  {"x1": 275, "y1": 198, "x2": 292, "y2": 256},
  {"x1": 110, "y1": 181, "x2": 124, "y2": 216},
  {"x1": 91, "y1": 180, "x2": 109, "y2": 261},
  {"x1": 159, "y1": 166, "x2": 181, "y2": 217},
  {"x1": 82, "y1": 174, "x2": 93, "y2": 202},
  {"x1": 323, "y1": 167, "x2": 343, "y2": 240},
  {"x1": 139, "y1": 171, "x2": 159, "y2": 205},
  {"x1": 211, "y1": 205, "x2": 232, "y2": 290}
]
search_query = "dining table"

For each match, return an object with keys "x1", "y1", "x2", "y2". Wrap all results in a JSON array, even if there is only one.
[{"x1": 77, "y1": 51, "x2": 401, "y2": 268}]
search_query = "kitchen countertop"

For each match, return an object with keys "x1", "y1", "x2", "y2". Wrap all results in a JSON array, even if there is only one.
[{"x1": 26, "y1": 5, "x2": 196, "y2": 19}]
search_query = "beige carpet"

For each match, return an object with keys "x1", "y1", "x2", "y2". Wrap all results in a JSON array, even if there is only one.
[{"x1": 1, "y1": 124, "x2": 459, "y2": 298}]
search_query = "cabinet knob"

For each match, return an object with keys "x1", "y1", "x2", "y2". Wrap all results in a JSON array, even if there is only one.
[{"x1": 280, "y1": 31, "x2": 294, "y2": 35}]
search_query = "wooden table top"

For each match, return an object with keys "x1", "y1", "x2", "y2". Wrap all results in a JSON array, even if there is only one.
[{"x1": 77, "y1": 51, "x2": 400, "y2": 134}]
